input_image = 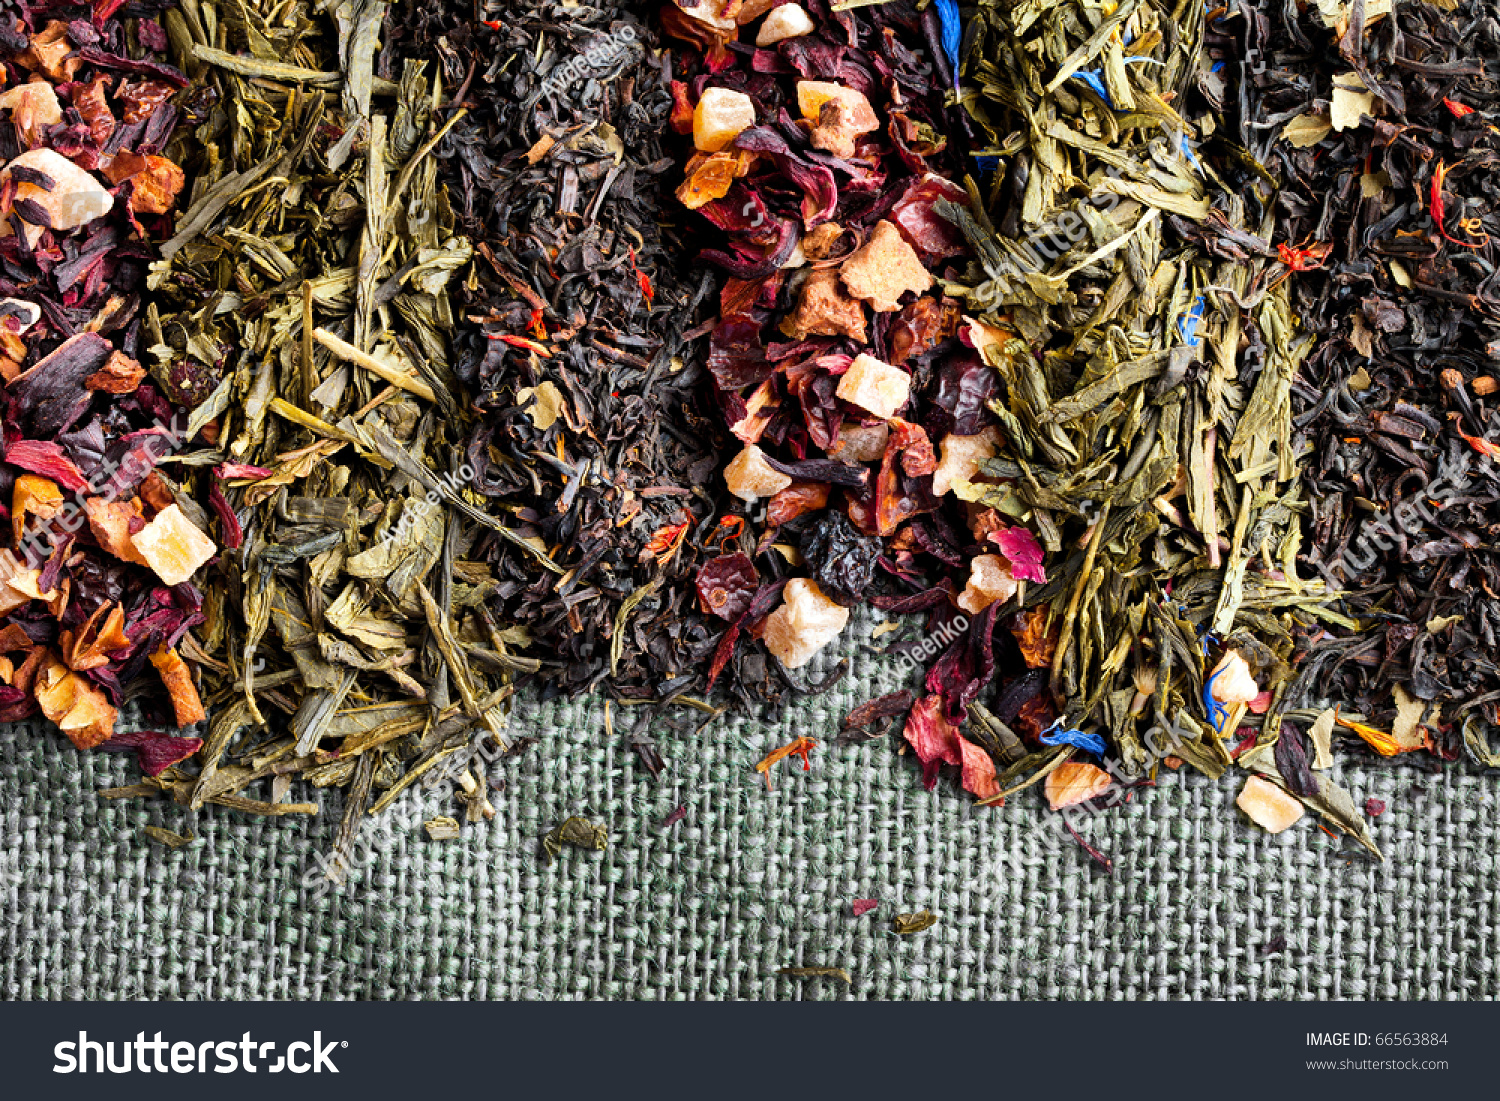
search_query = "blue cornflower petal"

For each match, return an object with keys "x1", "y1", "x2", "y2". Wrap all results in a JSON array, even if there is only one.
[
  {"x1": 1071, "y1": 70, "x2": 1114, "y2": 109},
  {"x1": 1178, "y1": 295, "x2": 1207, "y2": 346},
  {"x1": 935, "y1": 0, "x2": 962, "y2": 86},
  {"x1": 1202, "y1": 666, "x2": 1230, "y2": 732},
  {"x1": 1039, "y1": 719, "x2": 1108, "y2": 756}
]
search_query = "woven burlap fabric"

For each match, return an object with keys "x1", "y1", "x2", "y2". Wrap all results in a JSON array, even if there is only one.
[{"x1": 1, "y1": 610, "x2": 1496, "y2": 1000}]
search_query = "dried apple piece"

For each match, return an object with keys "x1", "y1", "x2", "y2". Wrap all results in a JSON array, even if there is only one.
[
  {"x1": 840, "y1": 219, "x2": 933, "y2": 312},
  {"x1": 149, "y1": 644, "x2": 207, "y2": 726},
  {"x1": 779, "y1": 268, "x2": 867, "y2": 342},
  {"x1": 59, "y1": 601, "x2": 130, "y2": 672},
  {"x1": 35, "y1": 653, "x2": 119, "y2": 750},
  {"x1": 12, "y1": 473, "x2": 63, "y2": 545},
  {"x1": 85, "y1": 497, "x2": 150, "y2": 566}
]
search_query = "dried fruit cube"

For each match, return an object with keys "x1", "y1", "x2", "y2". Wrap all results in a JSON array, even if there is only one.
[
  {"x1": 694, "y1": 87, "x2": 757, "y2": 153},
  {"x1": 762, "y1": 578, "x2": 850, "y2": 669},
  {"x1": 836, "y1": 353, "x2": 911, "y2": 420},
  {"x1": 723, "y1": 444, "x2": 793, "y2": 502},
  {"x1": 1237, "y1": 775, "x2": 1305, "y2": 834},
  {"x1": 756, "y1": 3, "x2": 816, "y2": 45},
  {"x1": 932, "y1": 427, "x2": 1003, "y2": 496},
  {"x1": 956, "y1": 553, "x2": 1017, "y2": 614},
  {"x1": 828, "y1": 421, "x2": 890, "y2": 463},
  {"x1": 129, "y1": 503, "x2": 217, "y2": 586}
]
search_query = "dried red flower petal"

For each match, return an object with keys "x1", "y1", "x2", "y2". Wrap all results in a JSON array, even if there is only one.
[
  {"x1": 100, "y1": 728, "x2": 203, "y2": 777},
  {"x1": 901, "y1": 694, "x2": 999, "y2": 800}
]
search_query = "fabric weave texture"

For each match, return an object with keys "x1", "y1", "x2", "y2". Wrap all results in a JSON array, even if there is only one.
[{"x1": 1, "y1": 616, "x2": 1494, "y2": 1000}]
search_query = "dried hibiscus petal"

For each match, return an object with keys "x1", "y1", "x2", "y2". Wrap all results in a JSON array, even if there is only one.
[
  {"x1": 901, "y1": 694, "x2": 999, "y2": 799},
  {"x1": 100, "y1": 728, "x2": 202, "y2": 777}
]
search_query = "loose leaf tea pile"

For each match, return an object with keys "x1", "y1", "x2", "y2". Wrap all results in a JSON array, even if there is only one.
[
  {"x1": 10, "y1": 0, "x2": 1500, "y2": 875},
  {"x1": 1237, "y1": 0, "x2": 1500, "y2": 767},
  {"x1": 945, "y1": 0, "x2": 1365, "y2": 822},
  {"x1": 109, "y1": 0, "x2": 521, "y2": 852},
  {"x1": 381, "y1": 1, "x2": 733, "y2": 733},
  {"x1": 0, "y1": 3, "x2": 203, "y2": 771}
]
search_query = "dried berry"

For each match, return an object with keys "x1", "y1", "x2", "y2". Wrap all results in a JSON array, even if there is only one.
[
  {"x1": 798, "y1": 512, "x2": 882, "y2": 607},
  {"x1": 695, "y1": 553, "x2": 758, "y2": 622}
]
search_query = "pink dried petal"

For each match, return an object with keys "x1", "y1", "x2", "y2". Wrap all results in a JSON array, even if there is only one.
[{"x1": 989, "y1": 525, "x2": 1047, "y2": 583}]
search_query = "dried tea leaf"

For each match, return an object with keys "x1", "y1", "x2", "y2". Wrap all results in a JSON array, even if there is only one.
[
  {"x1": 142, "y1": 826, "x2": 195, "y2": 849},
  {"x1": 1308, "y1": 708, "x2": 1337, "y2": 770},
  {"x1": 893, "y1": 910, "x2": 938, "y2": 935},
  {"x1": 543, "y1": 816, "x2": 608, "y2": 863}
]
